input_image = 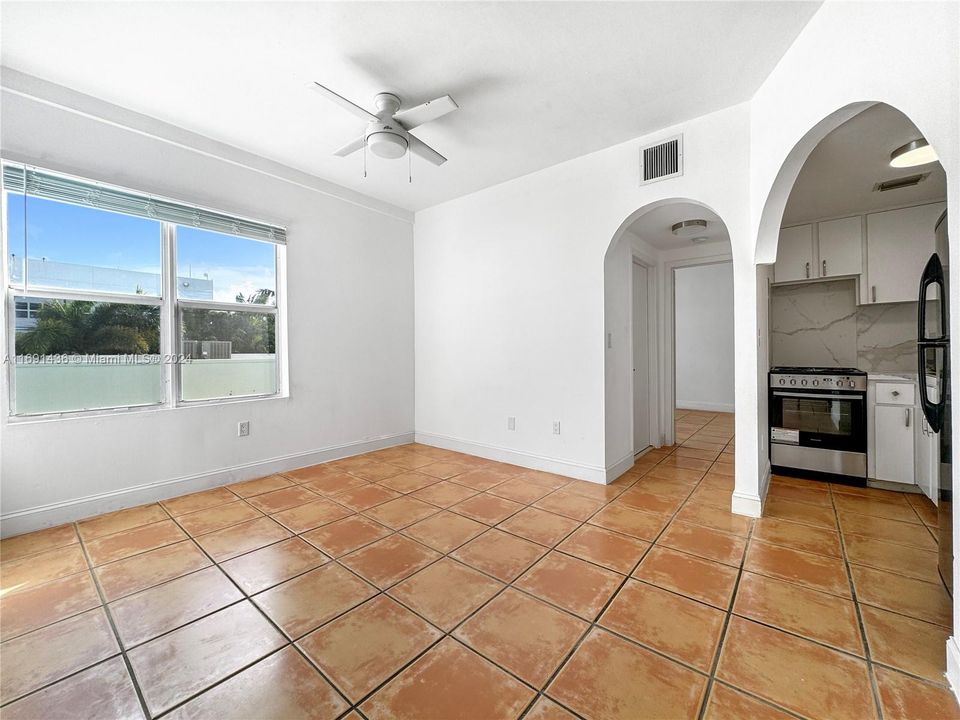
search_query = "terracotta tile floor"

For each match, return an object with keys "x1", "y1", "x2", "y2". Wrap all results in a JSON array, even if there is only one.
[{"x1": 2, "y1": 409, "x2": 959, "y2": 719}]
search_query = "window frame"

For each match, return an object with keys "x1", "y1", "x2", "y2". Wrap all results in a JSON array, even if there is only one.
[{"x1": 3, "y1": 164, "x2": 287, "y2": 420}]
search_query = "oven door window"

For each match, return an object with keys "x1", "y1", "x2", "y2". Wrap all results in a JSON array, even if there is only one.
[{"x1": 772, "y1": 393, "x2": 866, "y2": 452}]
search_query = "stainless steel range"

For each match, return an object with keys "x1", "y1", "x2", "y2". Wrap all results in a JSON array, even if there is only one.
[{"x1": 769, "y1": 366, "x2": 868, "y2": 482}]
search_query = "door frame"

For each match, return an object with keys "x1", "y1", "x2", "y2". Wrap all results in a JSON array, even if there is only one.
[
  {"x1": 630, "y1": 255, "x2": 659, "y2": 455},
  {"x1": 663, "y1": 252, "x2": 734, "y2": 446}
]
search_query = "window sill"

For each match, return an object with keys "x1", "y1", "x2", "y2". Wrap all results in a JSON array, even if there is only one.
[{"x1": 4, "y1": 392, "x2": 289, "y2": 425}]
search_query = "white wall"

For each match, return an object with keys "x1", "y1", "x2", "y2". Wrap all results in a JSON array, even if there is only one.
[
  {"x1": 414, "y1": 102, "x2": 754, "y2": 484},
  {"x1": 0, "y1": 75, "x2": 416, "y2": 536},
  {"x1": 745, "y1": 0, "x2": 960, "y2": 696},
  {"x1": 674, "y1": 262, "x2": 735, "y2": 412}
]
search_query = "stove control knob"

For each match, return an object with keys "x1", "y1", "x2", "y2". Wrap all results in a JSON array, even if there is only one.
[
  {"x1": 790, "y1": 379, "x2": 797, "y2": 386},
  {"x1": 836, "y1": 380, "x2": 844, "y2": 387},
  {"x1": 779, "y1": 379, "x2": 785, "y2": 385},
  {"x1": 812, "y1": 379, "x2": 819, "y2": 386},
  {"x1": 801, "y1": 379, "x2": 807, "y2": 386},
  {"x1": 848, "y1": 380, "x2": 855, "y2": 388}
]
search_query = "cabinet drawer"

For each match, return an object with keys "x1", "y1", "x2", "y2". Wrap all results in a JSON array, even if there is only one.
[{"x1": 875, "y1": 382, "x2": 914, "y2": 405}]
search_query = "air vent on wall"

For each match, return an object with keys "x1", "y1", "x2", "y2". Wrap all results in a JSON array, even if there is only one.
[
  {"x1": 640, "y1": 134, "x2": 683, "y2": 185},
  {"x1": 873, "y1": 173, "x2": 929, "y2": 192}
]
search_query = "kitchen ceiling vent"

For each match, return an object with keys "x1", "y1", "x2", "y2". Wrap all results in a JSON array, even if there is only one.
[
  {"x1": 639, "y1": 134, "x2": 683, "y2": 185},
  {"x1": 873, "y1": 173, "x2": 929, "y2": 192}
]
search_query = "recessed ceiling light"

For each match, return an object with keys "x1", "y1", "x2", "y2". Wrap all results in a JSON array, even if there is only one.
[
  {"x1": 890, "y1": 138, "x2": 938, "y2": 168},
  {"x1": 671, "y1": 219, "x2": 708, "y2": 237}
]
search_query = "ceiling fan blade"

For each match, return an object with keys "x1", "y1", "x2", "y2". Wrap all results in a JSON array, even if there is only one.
[
  {"x1": 310, "y1": 82, "x2": 377, "y2": 121},
  {"x1": 408, "y1": 134, "x2": 447, "y2": 166},
  {"x1": 393, "y1": 95, "x2": 459, "y2": 130},
  {"x1": 333, "y1": 136, "x2": 366, "y2": 157}
]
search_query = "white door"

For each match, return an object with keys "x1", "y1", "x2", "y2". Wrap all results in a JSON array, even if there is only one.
[{"x1": 633, "y1": 261, "x2": 650, "y2": 454}]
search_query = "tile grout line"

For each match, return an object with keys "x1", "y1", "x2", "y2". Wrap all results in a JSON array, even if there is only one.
[
  {"x1": 517, "y1": 428, "x2": 736, "y2": 718},
  {"x1": 74, "y1": 521, "x2": 154, "y2": 720},
  {"x1": 831, "y1": 483, "x2": 888, "y2": 720},
  {"x1": 16, "y1": 417, "x2": 943, "y2": 720},
  {"x1": 151, "y1": 506, "x2": 360, "y2": 720},
  {"x1": 152, "y1": 459, "x2": 581, "y2": 717},
  {"x1": 301, "y1": 436, "x2": 712, "y2": 716},
  {"x1": 696, "y1": 490, "x2": 754, "y2": 720}
]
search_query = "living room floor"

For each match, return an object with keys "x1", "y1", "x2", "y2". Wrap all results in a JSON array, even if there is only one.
[{"x1": 1, "y1": 410, "x2": 957, "y2": 720}]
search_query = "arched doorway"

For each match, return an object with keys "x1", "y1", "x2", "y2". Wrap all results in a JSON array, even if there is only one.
[
  {"x1": 753, "y1": 100, "x2": 956, "y2": 701},
  {"x1": 603, "y1": 198, "x2": 734, "y2": 480}
]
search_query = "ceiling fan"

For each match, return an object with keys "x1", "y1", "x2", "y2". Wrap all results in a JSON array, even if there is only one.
[{"x1": 311, "y1": 82, "x2": 458, "y2": 166}]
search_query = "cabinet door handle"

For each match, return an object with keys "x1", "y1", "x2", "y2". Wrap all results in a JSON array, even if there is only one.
[
  {"x1": 872, "y1": 285, "x2": 877, "y2": 303},
  {"x1": 805, "y1": 262, "x2": 810, "y2": 279},
  {"x1": 822, "y1": 259, "x2": 827, "y2": 276},
  {"x1": 905, "y1": 408, "x2": 911, "y2": 428},
  {"x1": 891, "y1": 390, "x2": 900, "y2": 397}
]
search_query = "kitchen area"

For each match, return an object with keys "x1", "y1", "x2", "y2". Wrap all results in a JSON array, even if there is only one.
[{"x1": 767, "y1": 103, "x2": 951, "y2": 591}]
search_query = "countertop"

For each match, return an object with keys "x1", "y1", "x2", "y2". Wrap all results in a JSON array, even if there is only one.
[{"x1": 868, "y1": 373, "x2": 918, "y2": 383}]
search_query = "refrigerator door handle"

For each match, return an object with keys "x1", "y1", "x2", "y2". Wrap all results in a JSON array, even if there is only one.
[
  {"x1": 918, "y1": 340, "x2": 948, "y2": 433},
  {"x1": 918, "y1": 253, "x2": 948, "y2": 343}
]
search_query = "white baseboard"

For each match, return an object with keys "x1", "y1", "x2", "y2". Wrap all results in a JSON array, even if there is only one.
[
  {"x1": 947, "y1": 636, "x2": 960, "y2": 702},
  {"x1": 605, "y1": 452, "x2": 637, "y2": 484},
  {"x1": 0, "y1": 432, "x2": 415, "y2": 538},
  {"x1": 415, "y1": 432, "x2": 605, "y2": 484},
  {"x1": 677, "y1": 401, "x2": 736, "y2": 413},
  {"x1": 731, "y1": 458, "x2": 770, "y2": 518}
]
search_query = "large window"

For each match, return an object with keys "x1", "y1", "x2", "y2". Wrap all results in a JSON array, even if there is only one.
[{"x1": 3, "y1": 164, "x2": 286, "y2": 417}]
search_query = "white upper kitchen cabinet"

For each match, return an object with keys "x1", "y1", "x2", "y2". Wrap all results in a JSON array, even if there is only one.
[
  {"x1": 865, "y1": 202, "x2": 946, "y2": 303},
  {"x1": 817, "y1": 215, "x2": 862, "y2": 278},
  {"x1": 774, "y1": 224, "x2": 814, "y2": 283}
]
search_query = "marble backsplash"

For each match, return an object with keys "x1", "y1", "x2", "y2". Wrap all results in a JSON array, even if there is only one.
[{"x1": 770, "y1": 279, "x2": 918, "y2": 374}]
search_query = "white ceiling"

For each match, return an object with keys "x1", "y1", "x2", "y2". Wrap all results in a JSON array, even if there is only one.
[
  {"x1": 782, "y1": 103, "x2": 948, "y2": 224},
  {"x1": 626, "y1": 201, "x2": 730, "y2": 250},
  {"x1": 0, "y1": 1, "x2": 820, "y2": 212}
]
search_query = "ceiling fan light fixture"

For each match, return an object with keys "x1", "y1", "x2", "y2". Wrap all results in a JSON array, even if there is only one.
[
  {"x1": 890, "y1": 138, "x2": 938, "y2": 168},
  {"x1": 367, "y1": 131, "x2": 408, "y2": 160}
]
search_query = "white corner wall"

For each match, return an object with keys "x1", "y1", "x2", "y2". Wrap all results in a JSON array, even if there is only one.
[
  {"x1": 746, "y1": 0, "x2": 960, "y2": 694},
  {"x1": 674, "y1": 262, "x2": 735, "y2": 412},
  {"x1": 414, "y1": 102, "x2": 756, "y2": 485},
  {"x1": 0, "y1": 76, "x2": 416, "y2": 536}
]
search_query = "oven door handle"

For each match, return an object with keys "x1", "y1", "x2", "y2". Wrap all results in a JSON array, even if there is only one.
[{"x1": 772, "y1": 391, "x2": 864, "y2": 401}]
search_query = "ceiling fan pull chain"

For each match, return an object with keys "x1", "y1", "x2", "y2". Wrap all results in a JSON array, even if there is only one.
[
  {"x1": 408, "y1": 149, "x2": 412, "y2": 184},
  {"x1": 363, "y1": 142, "x2": 367, "y2": 179}
]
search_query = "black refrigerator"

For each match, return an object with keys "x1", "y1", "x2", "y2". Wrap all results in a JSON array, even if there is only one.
[{"x1": 918, "y1": 209, "x2": 952, "y2": 595}]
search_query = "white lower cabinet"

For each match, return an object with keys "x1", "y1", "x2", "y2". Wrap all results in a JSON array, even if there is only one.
[
  {"x1": 874, "y1": 403, "x2": 915, "y2": 484},
  {"x1": 869, "y1": 378, "x2": 936, "y2": 491},
  {"x1": 915, "y1": 413, "x2": 939, "y2": 503}
]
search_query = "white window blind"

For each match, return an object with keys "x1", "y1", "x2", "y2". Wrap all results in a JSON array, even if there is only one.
[{"x1": 2, "y1": 164, "x2": 286, "y2": 244}]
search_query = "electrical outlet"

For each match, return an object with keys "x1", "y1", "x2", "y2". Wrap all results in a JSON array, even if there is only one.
[
  {"x1": 238, "y1": 421, "x2": 250, "y2": 437},
  {"x1": 507, "y1": 416, "x2": 516, "y2": 431},
  {"x1": 553, "y1": 420, "x2": 561, "y2": 435}
]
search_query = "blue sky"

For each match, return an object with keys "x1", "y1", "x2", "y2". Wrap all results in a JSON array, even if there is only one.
[{"x1": 7, "y1": 194, "x2": 275, "y2": 302}]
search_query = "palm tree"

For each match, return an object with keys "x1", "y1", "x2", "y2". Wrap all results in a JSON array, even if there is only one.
[
  {"x1": 181, "y1": 289, "x2": 276, "y2": 354},
  {"x1": 235, "y1": 288, "x2": 275, "y2": 305},
  {"x1": 17, "y1": 299, "x2": 159, "y2": 355}
]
